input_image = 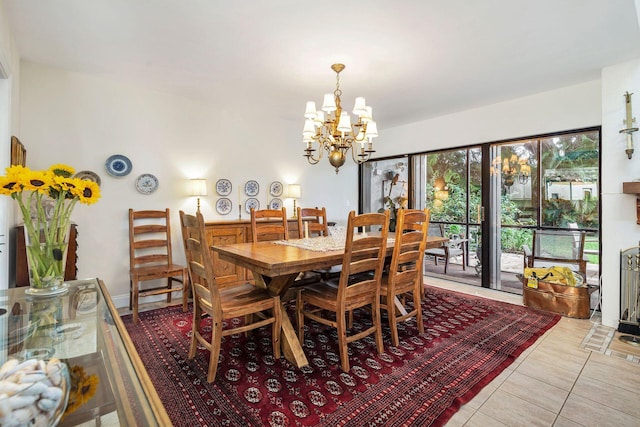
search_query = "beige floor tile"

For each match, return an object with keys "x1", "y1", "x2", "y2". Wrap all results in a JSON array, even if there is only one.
[
  {"x1": 463, "y1": 411, "x2": 510, "y2": 427},
  {"x1": 513, "y1": 357, "x2": 579, "y2": 392},
  {"x1": 572, "y1": 374, "x2": 640, "y2": 419},
  {"x1": 478, "y1": 389, "x2": 556, "y2": 427},
  {"x1": 498, "y1": 371, "x2": 569, "y2": 413},
  {"x1": 580, "y1": 353, "x2": 640, "y2": 393},
  {"x1": 559, "y1": 393, "x2": 640, "y2": 427},
  {"x1": 444, "y1": 404, "x2": 475, "y2": 426},
  {"x1": 552, "y1": 416, "x2": 585, "y2": 427},
  {"x1": 464, "y1": 367, "x2": 513, "y2": 410}
]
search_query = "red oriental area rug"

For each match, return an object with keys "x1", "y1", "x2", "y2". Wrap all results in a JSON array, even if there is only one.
[{"x1": 121, "y1": 285, "x2": 560, "y2": 427}]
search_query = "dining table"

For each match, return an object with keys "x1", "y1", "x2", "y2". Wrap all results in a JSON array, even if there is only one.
[{"x1": 211, "y1": 233, "x2": 449, "y2": 368}]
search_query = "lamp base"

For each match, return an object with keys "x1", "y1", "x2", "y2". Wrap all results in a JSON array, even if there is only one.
[{"x1": 293, "y1": 200, "x2": 298, "y2": 218}]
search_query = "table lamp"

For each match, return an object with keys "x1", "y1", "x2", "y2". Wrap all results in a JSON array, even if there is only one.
[
  {"x1": 288, "y1": 184, "x2": 301, "y2": 218},
  {"x1": 189, "y1": 178, "x2": 208, "y2": 211}
]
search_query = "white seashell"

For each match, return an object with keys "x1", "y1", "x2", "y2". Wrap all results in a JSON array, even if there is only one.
[
  {"x1": 31, "y1": 413, "x2": 50, "y2": 427},
  {"x1": 0, "y1": 380, "x2": 25, "y2": 395},
  {"x1": 10, "y1": 405, "x2": 37, "y2": 424},
  {"x1": 17, "y1": 373, "x2": 47, "y2": 385},
  {"x1": 0, "y1": 394, "x2": 11, "y2": 418},
  {"x1": 0, "y1": 359, "x2": 19, "y2": 379},
  {"x1": 8, "y1": 393, "x2": 37, "y2": 409},
  {"x1": 36, "y1": 397, "x2": 57, "y2": 411},
  {"x1": 41, "y1": 386, "x2": 62, "y2": 402},
  {"x1": 18, "y1": 381, "x2": 48, "y2": 397}
]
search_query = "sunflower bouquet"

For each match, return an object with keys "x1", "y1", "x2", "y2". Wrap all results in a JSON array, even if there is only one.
[
  {"x1": 0, "y1": 164, "x2": 100, "y2": 291},
  {"x1": 64, "y1": 364, "x2": 99, "y2": 416}
]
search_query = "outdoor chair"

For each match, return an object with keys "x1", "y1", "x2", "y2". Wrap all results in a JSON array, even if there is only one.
[
  {"x1": 424, "y1": 223, "x2": 467, "y2": 274},
  {"x1": 522, "y1": 228, "x2": 587, "y2": 277}
]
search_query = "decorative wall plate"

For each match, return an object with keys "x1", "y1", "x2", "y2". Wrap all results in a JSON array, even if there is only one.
[
  {"x1": 216, "y1": 178, "x2": 232, "y2": 196},
  {"x1": 105, "y1": 154, "x2": 132, "y2": 177},
  {"x1": 74, "y1": 170, "x2": 101, "y2": 186},
  {"x1": 135, "y1": 173, "x2": 159, "y2": 194},
  {"x1": 245, "y1": 197, "x2": 260, "y2": 213},
  {"x1": 269, "y1": 198, "x2": 283, "y2": 210},
  {"x1": 244, "y1": 180, "x2": 259, "y2": 196},
  {"x1": 269, "y1": 181, "x2": 283, "y2": 197},
  {"x1": 216, "y1": 198, "x2": 232, "y2": 215}
]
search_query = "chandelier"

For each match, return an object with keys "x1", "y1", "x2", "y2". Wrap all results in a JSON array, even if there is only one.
[
  {"x1": 302, "y1": 64, "x2": 379, "y2": 173},
  {"x1": 491, "y1": 154, "x2": 531, "y2": 188}
]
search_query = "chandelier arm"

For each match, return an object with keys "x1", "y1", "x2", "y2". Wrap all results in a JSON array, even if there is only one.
[{"x1": 351, "y1": 143, "x2": 370, "y2": 164}]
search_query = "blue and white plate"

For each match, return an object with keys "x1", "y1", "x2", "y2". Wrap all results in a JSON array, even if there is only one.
[
  {"x1": 269, "y1": 198, "x2": 283, "y2": 210},
  {"x1": 105, "y1": 154, "x2": 132, "y2": 177},
  {"x1": 216, "y1": 198, "x2": 232, "y2": 215},
  {"x1": 269, "y1": 181, "x2": 283, "y2": 197},
  {"x1": 135, "y1": 173, "x2": 159, "y2": 194},
  {"x1": 245, "y1": 180, "x2": 259, "y2": 196},
  {"x1": 216, "y1": 178, "x2": 232, "y2": 196},
  {"x1": 245, "y1": 197, "x2": 260, "y2": 213}
]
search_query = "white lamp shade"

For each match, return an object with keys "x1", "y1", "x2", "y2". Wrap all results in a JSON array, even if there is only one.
[
  {"x1": 322, "y1": 94, "x2": 337, "y2": 112},
  {"x1": 365, "y1": 121, "x2": 378, "y2": 138},
  {"x1": 314, "y1": 110, "x2": 325, "y2": 126},
  {"x1": 304, "y1": 101, "x2": 317, "y2": 119},
  {"x1": 302, "y1": 119, "x2": 316, "y2": 137},
  {"x1": 352, "y1": 97, "x2": 367, "y2": 116},
  {"x1": 189, "y1": 178, "x2": 208, "y2": 197},
  {"x1": 337, "y1": 112, "x2": 351, "y2": 132},
  {"x1": 288, "y1": 184, "x2": 301, "y2": 198},
  {"x1": 360, "y1": 106, "x2": 373, "y2": 123}
]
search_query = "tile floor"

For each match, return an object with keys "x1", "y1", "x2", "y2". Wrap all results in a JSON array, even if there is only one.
[
  {"x1": 428, "y1": 277, "x2": 640, "y2": 427},
  {"x1": 119, "y1": 278, "x2": 640, "y2": 427}
]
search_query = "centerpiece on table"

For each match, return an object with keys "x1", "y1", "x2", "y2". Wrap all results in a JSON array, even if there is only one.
[{"x1": 0, "y1": 164, "x2": 100, "y2": 295}]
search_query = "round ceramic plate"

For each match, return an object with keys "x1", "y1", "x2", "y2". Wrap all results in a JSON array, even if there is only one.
[
  {"x1": 244, "y1": 180, "x2": 259, "y2": 196},
  {"x1": 245, "y1": 197, "x2": 260, "y2": 213},
  {"x1": 216, "y1": 198, "x2": 232, "y2": 215},
  {"x1": 105, "y1": 154, "x2": 132, "y2": 177},
  {"x1": 135, "y1": 173, "x2": 159, "y2": 194},
  {"x1": 74, "y1": 170, "x2": 102, "y2": 186},
  {"x1": 269, "y1": 198, "x2": 283, "y2": 210},
  {"x1": 269, "y1": 181, "x2": 283, "y2": 197},
  {"x1": 216, "y1": 178, "x2": 232, "y2": 196}
]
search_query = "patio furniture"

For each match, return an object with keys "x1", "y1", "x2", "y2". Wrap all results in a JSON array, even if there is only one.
[{"x1": 424, "y1": 223, "x2": 467, "y2": 274}]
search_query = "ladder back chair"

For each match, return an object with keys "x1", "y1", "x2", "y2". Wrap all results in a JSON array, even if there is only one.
[
  {"x1": 380, "y1": 208, "x2": 430, "y2": 346},
  {"x1": 128, "y1": 208, "x2": 188, "y2": 323},
  {"x1": 297, "y1": 207, "x2": 329, "y2": 238},
  {"x1": 250, "y1": 207, "x2": 288, "y2": 242},
  {"x1": 296, "y1": 210, "x2": 390, "y2": 372},
  {"x1": 179, "y1": 210, "x2": 281, "y2": 382}
]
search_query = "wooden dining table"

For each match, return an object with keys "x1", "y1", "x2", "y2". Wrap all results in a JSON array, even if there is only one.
[{"x1": 211, "y1": 234, "x2": 448, "y2": 368}]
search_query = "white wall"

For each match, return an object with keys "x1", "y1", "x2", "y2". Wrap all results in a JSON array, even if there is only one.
[
  {"x1": 601, "y1": 58, "x2": 640, "y2": 328},
  {"x1": 17, "y1": 61, "x2": 357, "y2": 305},
  {"x1": 0, "y1": 0, "x2": 21, "y2": 287},
  {"x1": 377, "y1": 80, "x2": 601, "y2": 156}
]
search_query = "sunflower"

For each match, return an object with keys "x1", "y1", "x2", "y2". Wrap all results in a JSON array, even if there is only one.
[
  {"x1": 49, "y1": 163, "x2": 75, "y2": 178},
  {"x1": 64, "y1": 365, "x2": 99, "y2": 416},
  {"x1": 73, "y1": 180, "x2": 101, "y2": 205},
  {"x1": 21, "y1": 169, "x2": 53, "y2": 193}
]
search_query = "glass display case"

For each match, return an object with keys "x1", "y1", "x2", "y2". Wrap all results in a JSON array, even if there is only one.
[{"x1": 0, "y1": 278, "x2": 170, "y2": 426}]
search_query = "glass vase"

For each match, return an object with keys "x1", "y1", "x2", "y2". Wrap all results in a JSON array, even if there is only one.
[{"x1": 24, "y1": 223, "x2": 70, "y2": 296}]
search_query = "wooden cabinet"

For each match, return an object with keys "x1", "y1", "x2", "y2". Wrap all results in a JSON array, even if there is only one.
[
  {"x1": 15, "y1": 224, "x2": 78, "y2": 287},
  {"x1": 205, "y1": 219, "x2": 299, "y2": 287}
]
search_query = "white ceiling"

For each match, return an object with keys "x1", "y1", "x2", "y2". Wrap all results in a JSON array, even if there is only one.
[{"x1": 4, "y1": 0, "x2": 640, "y2": 129}]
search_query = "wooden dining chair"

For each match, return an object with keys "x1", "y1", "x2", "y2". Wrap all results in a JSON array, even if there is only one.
[
  {"x1": 128, "y1": 208, "x2": 189, "y2": 323},
  {"x1": 179, "y1": 210, "x2": 281, "y2": 382},
  {"x1": 380, "y1": 208, "x2": 430, "y2": 346},
  {"x1": 296, "y1": 210, "x2": 389, "y2": 372},
  {"x1": 297, "y1": 207, "x2": 329, "y2": 238},
  {"x1": 250, "y1": 207, "x2": 289, "y2": 242}
]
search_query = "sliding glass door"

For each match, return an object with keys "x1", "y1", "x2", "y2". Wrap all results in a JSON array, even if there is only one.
[{"x1": 359, "y1": 127, "x2": 600, "y2": 294}]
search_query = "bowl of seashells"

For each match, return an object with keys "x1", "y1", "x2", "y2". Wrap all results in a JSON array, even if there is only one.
[{"x1": 0, "y1": 357, "x2": 70, "y2": 427}]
